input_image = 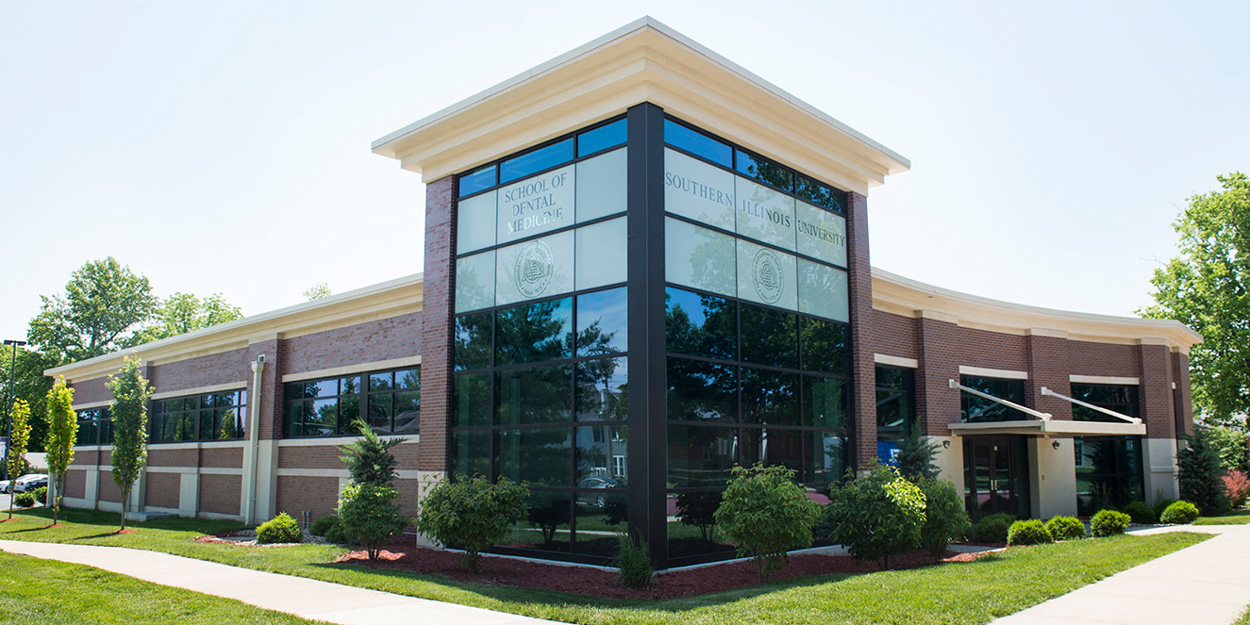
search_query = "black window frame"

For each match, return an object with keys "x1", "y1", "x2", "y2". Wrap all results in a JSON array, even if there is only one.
[
  {"x1": 150, "y1": 389, "x2": 248, "y2": 444},
  {"x1": 283, "y1": 366, "x2": 421, "y2": 439}
]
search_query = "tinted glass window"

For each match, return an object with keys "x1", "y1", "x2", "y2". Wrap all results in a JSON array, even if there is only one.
[
  {"x1": 665, "y1": 287, "x2": 736, "y2": 360},
  {"x1": 667, "y1": 425, "x2": 737, "y2": 488},
  {"x1": 735, "y1": 149, "x2": 793, "y2": 191},
  {"x1": 497, "y1": 428, "x2": 572, "y2": 487},
  {"x1": 664, "y1": 120, "x2": 732, "y2": 167},
  {"x1": 807, "y1": 430, "x2": 847, "y2": 483},
  {"x1": 804, "y1": 375, "x2": 847, "y2": 429},
  {"x1": 499, "y1": 138, "x2": 575, "y2": 183},
  {"x1": 577, "y1": 119, "x2": 627, "y2": 156},
  {"x1": 801, "y1": 318, "x2": 848, "y2": 375},
  {"x1": 576, "y1": 287, "x2": 627, "y2": 357},
  {"x1": 960, "y1": 376, "x2": 1026, "y2": 422},
  {"x1": 452, "y1": 429, "x2": 490, "y2": 478},
  {"x1": 741, "y1": 428, "x2": 802, "y2": 473},
  {"x1": 455, "y1": 312, "x2": 493, "y2": 371},
  {"x1": 796, "y1": 174, "x2": 845, "y2": 214},
  {"x1": 453, "y1": 372, "x2": 492, "y2": 428},
  {"x1": 1071, "y1": 384, "x2": 1139, "y2": 421},
  {"x1": 575, "y1": 357, "x2": 627, "y2": 422},
  {"x1": 876, "y1": 365, "x2": 915, "y2": 441},
  {"x1": 740, "y1": 304, "x2": 798, "y2": 369},
  {"x1": 741, "y1": 368, "x2": 799, "y2": 426},
  {"x1": 575, "y1": 424, "x2": 628, "y2": 482},
  {"x1": 458, "y1": 165, "x2": 497, "y2": 198},
  {"x1": 495, "y1": 298, "x2": 573, "y2": 366},
  {"x1": 496, "y1": 364, "x2": 572, "y2": 425},
  {"x1": 666, "y1": 358, "x2": 737, "y2": 423}
]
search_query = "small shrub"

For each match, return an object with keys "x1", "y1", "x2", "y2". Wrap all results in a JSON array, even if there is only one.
[
  {"x1": 414, "y1": 474, "x2": 529, "y2": 573},
  {"x1": 31, "y1": 486, "x2": 47, "y2": 505},
  {"x1": 1007, "y1": 520, "x2": 1053, "y2": 546},
  {"x1": 324, "y1": 520, "x2": 348, "y2": 544},
  {"x1": 13, "y1": 492, "x2": 35, "y2": 508},
  {"x1": 338, "y1": 483, "x2": 409, "y2": 560},
  {"x1": 916, "y1": 478, "x2": 970, "y2": 562},
  {"x1": 614, "y1": 533, "x2": 653, "y2": 588},
  {"x1": 715, "y1": 463, "x2": 822, "y2": 581},
  {"x1": 1153, "y1": 497, "x2": 1177, "y2": 520},
  {"x1": 1223, "y1": 470, "x2": 1250, "y2": 508},
  {"x1": 1090, "y1": 509, "x2": 1131, "y2": 537},
  {"x1": 827, "y1": 464, "x2": 926, "y2": 569},
  {"x1": 256, "y1": 512, "x2": 302, "y2": 544},
  {"x1": 1159, "y1": 500, "x2": 1200, "y2": 524},
  {"x1": 1123, "y1": 501, "x2": 1156, "y2": 524},
  {"x1": 309, "y1": 514, "x2": 340, "y2": 537},
  {"x1": 967, "y1": 513, "x2": 1016, "y2": 544},
  {"x1": 1046, "y1": 516, "x2": 1086, "y2": 541}
]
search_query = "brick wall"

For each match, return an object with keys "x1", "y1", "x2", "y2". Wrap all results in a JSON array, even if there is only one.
[
  {"x1": 144, "y1": 472, "x2": 180, "y2": 509},
  {"x1": 915, "y1": 317, "x2": 963, "y2": 434},
  {"x1": 1172, "y1": 351, "x2": 1194, "y2": 438},
  {"x1": 869, "y1": 310, "x2": 918, "y2": 359},
  {"x1": 1139, "y1": 344, "x2": 1176, "y2": 437},
  {"x1": 846, "y1": 192, "x2": 876, "y2": 468},
  {"x1": 280, "y1": 313, "x2": 422, "y2": 375},
  {"x1": 1026, "y1": 334, "x2": 1073, "y2": 420},
  {"x1": 147, "y1": 348, "x2": 250, "y2": 392},
  {"x1": 200, "y1": 447, "x2": 243, "y2": 468},
  {"x1": 64, "y1": 469, "x2": 85, "y2": 499},
  {"x1": 248, "y1": 340, "x2": 281, "y2": 441},
  {"x1": 1068, "y1": 341, "x2": 1140, "y2": 378},
  {"x1": 199, "y1": 474, "x2": 240, "y2": 515},
  {"x1": 148, "y1": 449, "x2": 197, "y2": 467},
  {"x1": 68, "y1": 377, "x2": 110, "y2": 405},
  {"x1": 275, "y1": 476, "x2": 339, "y2": 519},
  {"x1": 419, "y1": 176, "x2": 455, "y2": 472},
  {"x1": 98, "y1": 471, "x2": 121, "y2": 502}
]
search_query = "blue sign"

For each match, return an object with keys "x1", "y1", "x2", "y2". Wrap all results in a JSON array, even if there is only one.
[{"x1": 878, "y1": 441, "x2": 901, "y2": 466}]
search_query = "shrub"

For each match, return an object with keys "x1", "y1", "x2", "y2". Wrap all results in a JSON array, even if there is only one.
[
  {"x1": 414, "y1": 474, "x2": 529, "y2": 573},
  {"x1": 1159, "y1": 500, "x2": 1200, "y2": 524},
  {"x1": 1090, "y1": 509, "x2": 1131, "y2": 537},
  {"x1": 1046, "y1": 516, "x2": 1086, "y2": 541},
  {"x1": 309, "y1": 514, "x2": 340, "y2": 537},
  {"x1": 826, "y1": 464, "x2": 926, "y2": 569},
  {"x1": 1178, "y1": 430, "x2": 1230, "y2": 516},
  {"x1": 13, "y1": 492, "x2": 35, "y2": 508},
  {"x1": 256, "y1": 512, "x2": 302, "y2": 544},
  {"x1": 31, "y1": 486, "x2": 47, "y2": 506},
  {"x1": 967, "y1": 513, "x2": 1016, "y2": 544},
  {"x1": 614, "y1": 533, "x2": 653, "y2": 588},
  {"x1": 1123, "y1": 501, "x2": 1156, "y2": 524},
  {"x1": 1223, "y1": 469, "x2": 1250, "y2": 508},
  {"x1": 1153, "y1": 497, "x2": 1177, "y2": 520},
  {"x1": 916, "y1": 478, "x2": 970, "y2": 562},
  {"x1": 338, "y1": 483, "x2": 409, "y2": 560},
  {"x1": 1007, "y1": 520, "x2": 1053, "y2": 546},
  {"x1": 338, "y1": 420, "x2": 406, "y2": 488},
  {"x1": 714, "y1": 464, "x2": 822, "y2": 581},
  {"x1": 894, "y1": 433, "x2": 941, "y2": 482},
  {"x1": 324, "y1": 519, "x2": 348, "y2": 544}
]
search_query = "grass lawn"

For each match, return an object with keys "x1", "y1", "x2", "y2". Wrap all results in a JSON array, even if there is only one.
[
  {"x1": 0, "y1": 550, "x2": 326, "y2": 624},
  {"x1": 1194, "y1": 509, "x2": 1250, "y2": 525},
  {"x1": 0, "y1": 507, "x2": 1211, "y2": 625}
]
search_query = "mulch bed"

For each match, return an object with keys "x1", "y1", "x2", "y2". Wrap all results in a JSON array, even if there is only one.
[{"x1": 327, "y1": 538, "x2": 988, "y2": 599}]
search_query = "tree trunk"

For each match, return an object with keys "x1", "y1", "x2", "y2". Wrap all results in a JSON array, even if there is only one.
[
  {"x1": 49, "y1": 477, "x2": 58, "y2": 525},
  {"x1": 120, "y1": 487, "x2": 128, "y2": 531}
]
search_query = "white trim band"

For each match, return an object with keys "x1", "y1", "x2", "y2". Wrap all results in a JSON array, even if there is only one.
[
  {"x1": 1069, "y1": 374, "x2": 1140, "y2": 386},
  {"x1": 959, "y1": 366, "x2": 1028, "y2": 380},
  {"x1": 874, "y1": 354, "x2": 919, "y2": 369}
]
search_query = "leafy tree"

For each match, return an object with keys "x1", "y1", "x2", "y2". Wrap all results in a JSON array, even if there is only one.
[
  {"x1": 303, "y1": 283, "x2": 332, "y2": 300},
  {"x1": 0, "y1": 345, "x2": 54, "y2": 452},
  {"x1": 713, "y1": 464, "x2": 821, "y2": 581},
  {"x1": 132, "y1": 292, "x2": 243, "y2": 343},
  {"x1": 1178, "y1": 430, "x2": 1230, "y2": 515},
  {"x1": 1206, "y1": 425, "x2": 1249, "y2": 474},
  {"x1": 414, "y1": 474, "x2": 529, "y2": 573},
  {"x1": 6, "y1": 398, "x2": 31, "y2": 519},
  {"x1": 107, "y1": 354, "x2": 153, "y2": 531},
  {"x1": 338, "y1": 483, "x2": 408, "y2": 560},
  {"x1": 827, "y1": 463, "x2": 927, "y2": 569},
  {"x1": 894, "y1": 432, "x2": 942, "y2": 482},
  {"x1": 44, "y1": 377, "x2": 77, "y2": 525},
  {"x1": 338, "y1": 420, "x2": 405, "y2": 487},
  {"x1": 28, "y1": 258, "x2": 156, "y2": 365},
  {"x1": 916, "y1": 478, "x2": 970, "y2": 563},
  {"x1": 1141, "y1": 173, "x2": 1250, "y2": 425}
]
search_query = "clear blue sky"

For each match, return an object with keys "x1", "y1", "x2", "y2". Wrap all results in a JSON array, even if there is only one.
[{"x1": 2, "y1": 2, "x2": 1246, "y2": 342}]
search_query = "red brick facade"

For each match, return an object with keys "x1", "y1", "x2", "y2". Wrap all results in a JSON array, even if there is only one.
[{"x1": 418, "y1": 175, "x2": 455, "y2": 472}]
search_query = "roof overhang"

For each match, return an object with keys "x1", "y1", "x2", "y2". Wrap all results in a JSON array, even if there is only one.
[
  {"x1": 371, "y1": 17, "x2": 909, "y2": 195},
  {"x1": 947, "y1": 420, "x2": 1147, "y2": 438},
  {"x1": 872, "y1": 267, "x2": 1204, "y2": 354}
]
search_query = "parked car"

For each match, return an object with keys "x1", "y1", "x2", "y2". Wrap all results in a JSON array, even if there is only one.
[
  {"x1": 0, "y1": 480, "x2": 10, "y2": 494},
  {"x1": 575, "y1": 477, "x2": 623, "y2": 508},
  {"x1": 13, "y1": 474, "x2": 48, "y2": 493}
]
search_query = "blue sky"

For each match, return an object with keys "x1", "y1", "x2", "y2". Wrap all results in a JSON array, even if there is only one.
[{"x1": 1, "y1": 2, "x2": 1246, "y2": 341}]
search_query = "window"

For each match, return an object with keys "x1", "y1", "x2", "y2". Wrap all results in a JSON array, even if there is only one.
[
  {"x1": 284, "y1": 368, "x2": 419, "y2": 438},
  {"x1": 458, "y1": 117, "x2": 627, "y2": 198},
  {"x1": 1071, "y1": 383, "x2": 1144, "y2": 514},
  {"x1": 76, "y1": 407, "x2": 113, "y2": 446},
  {"x1": 876, "y1": 365, "x2": 915, "y2": 441},
  {"x1": 960, "y1": 375, "x2": 1026, "y2": 422},
  {"x1": 151, "y1": 390, "x2": 247, "y2": 443}
]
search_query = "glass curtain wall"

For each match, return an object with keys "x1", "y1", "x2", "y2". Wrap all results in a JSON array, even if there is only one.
[{"x1": 1071, "y1": 384, "x2": 1144, "y2": 514}]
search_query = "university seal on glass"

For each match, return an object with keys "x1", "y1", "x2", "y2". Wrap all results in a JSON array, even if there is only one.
[
  {"x1": 752, "y1": 248, "x2": 784, "y2": 304},
  {"x1": 514, "y1": 239, "x2": 555, "y2": 299}
]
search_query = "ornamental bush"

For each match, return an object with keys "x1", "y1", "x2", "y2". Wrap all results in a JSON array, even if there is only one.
[
  {"x1": 1045, "y1": 516, "x2": 1086, "y2": 541},
  {"x1": 338, "y1": 483, "x2": 409, "y2": 560},
  {"x1": 826, "y1": 464, "x2": 926, "y2": 569},
  {"x1": 967, "y1": 513, "x2": 1016, "y2": 544},
  {"x1": 1090, "y1": 509, "x2": 1131, "y2": 537},
  {"x1": 1223, "y1": 470, "x2": 1250, "y2": 508},
  {"x1": 614, "y1": 533, "x2": 653, "y2": 588},
  {"x1": 31, "y1": 486, "x2": 47, "y2": 506},
  {"x1": 1160, "y1": 500, "x2": 1200, "y2": 524},
  {"x1": 1153, "y1": 497, "x2": 1178, "y2": 520},
  {"x1": 309, "y1": 514, "x2": 340, "y2": 537},
  {"x1": 414, "y1": 474, "x2": 529, "y2": 573},
  {"x1": 13, "y1": 492, "x2": 35, "y2": 508},
  {"x1": 916, "y1": 478, "x2": 970, "y2": 562},
  {"x1": 1123, "y1": 501, "x2": 1157, "y2": 525},
  {"x1": 1007, "y1": 520, "x2": 1053, "y2": 546},
  {"x1": 714, "y1": 464, "x2": 821, "y2": 581},
  {"x1": 256, "y1": 512, "x2": 302, "y2": 544}
]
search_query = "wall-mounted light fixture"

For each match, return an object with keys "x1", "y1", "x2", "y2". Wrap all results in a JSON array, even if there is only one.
[
  {"x1": 943, "y1": 440, "x2": 951, "y2": 449},
  {"x1": 1052, "y1": 440, "x2": 1062, "y2": 450}
]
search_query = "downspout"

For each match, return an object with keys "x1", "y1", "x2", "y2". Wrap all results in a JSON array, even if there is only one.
[{"x1": 247, "y1": 355, "x2": 265, "y2": 524}]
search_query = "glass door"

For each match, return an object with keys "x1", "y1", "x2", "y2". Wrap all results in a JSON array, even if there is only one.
[{"x1": 963, "y1": 437, "x2": 1029, "y2": 519}]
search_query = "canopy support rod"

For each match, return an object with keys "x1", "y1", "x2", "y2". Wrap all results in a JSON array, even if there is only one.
[
  {"x1": 949, "y1": 379, "x2": 1051, "y2": 421},
  {"x1": 1040, "y1": 386, "x2": 1142, "y2": 424}
]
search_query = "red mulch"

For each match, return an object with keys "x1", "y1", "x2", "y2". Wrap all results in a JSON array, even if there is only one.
[
  {"x1": 328, "y1": 538, "x2": 990, "y2": 599},
  {"x1": 115, "y1": 529, "x2": 138, "y2": 534}
]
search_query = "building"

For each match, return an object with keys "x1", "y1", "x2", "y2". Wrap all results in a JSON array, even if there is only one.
[{"x1": 50, "y1": 18, "x2": 1201, "y2": 568}]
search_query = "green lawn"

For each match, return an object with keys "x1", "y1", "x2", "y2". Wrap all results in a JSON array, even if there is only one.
[
  {"x1": 0, "y1": 507, "x2": 1211, "y2": 625},
  {"x1": 0, "y1": 550, "x2": 326, "y2": 624},
  {"x1": 1194, "y1": 509, "x2": 1250, "y2": 525}
]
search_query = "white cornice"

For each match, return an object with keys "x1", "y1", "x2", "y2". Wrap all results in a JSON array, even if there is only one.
[
  {"x1": 371, "y1": 17, "x2": 909, "y2": 195},
  {"x1": 45, "y1": 273, "x2": 424, "y2": 383},
  {"x1": 872, "y1": 267, "x2": 1203, "y2": 352}
]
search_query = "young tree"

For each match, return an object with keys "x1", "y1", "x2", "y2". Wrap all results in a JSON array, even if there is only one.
[
  {"x1": 6, "y1": 398, "x2": 31, "y2": 520},
  {"x1": 44, "y1": 377, "x2": 77, "y2": 525},
  {"x1": 1141, "y1": 172, "x2": 1250, "y2": 425},
  {"x1": 916, "y1": 478, "x2": 971, "y2": 563},
  {"x1": 27, "y1": 257, "x2": 157, "y2": 365},
  {"x1": 107, "y1": 354, "x2": 153, "y2": 531},
  {"x1": 713, "y1": 464, "x2": 821, "y2": 581},
  {"x1": 337, "y1": 483, "x2": 408, "y2": 560},
  {"x1": 338, "y1": 420, "x2": 405, "y2": 487},
  {"x1": 894, "y1": 432, "x2": 942, "y2": 482},
  {"x1": 1178, "y1": 430, "x2": 1230, "y2": 515},
  {"x1": 827, "y1": 463, "x2": 927, "y2": 569}
]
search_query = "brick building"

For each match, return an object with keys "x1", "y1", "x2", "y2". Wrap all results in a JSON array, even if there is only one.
[{"x1": 49, "y1": 18, "x2": 1200, "y2": 568}]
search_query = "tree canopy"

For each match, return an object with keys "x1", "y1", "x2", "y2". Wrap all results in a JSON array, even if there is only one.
[
  {"x1": 28, "y1": 257, "x2": 157, "y2": 364},
  {"x1": 1142, "y1": 172, "x2": 1250, "y2": 427},
  {"x1": 132, "y1": 292, "x2": 243, "y2": 344}
]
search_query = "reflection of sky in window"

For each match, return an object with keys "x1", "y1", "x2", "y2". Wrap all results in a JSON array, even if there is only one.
[
  {"x1": 666, "y1": 287, "x2": 707, "y2": 327},
  {"x1": 576, "y1": 287, "x2": 627, "y2": 355}
]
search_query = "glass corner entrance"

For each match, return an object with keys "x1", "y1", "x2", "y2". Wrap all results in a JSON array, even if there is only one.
[{"x1": 963, "y1": 437, "x2": 1030, "y2": 520}]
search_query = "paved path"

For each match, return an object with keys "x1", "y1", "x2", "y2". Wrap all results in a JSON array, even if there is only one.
[
  {"x1": 993, "y1": 524, "x2": 1250, "y2": 625},
  {"x1": 0, "y1": 540, "x2": 562, "y2": 625}
]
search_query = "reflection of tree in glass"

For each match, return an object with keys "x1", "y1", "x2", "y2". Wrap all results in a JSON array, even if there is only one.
[
  {"x1": 800, "y1": 319, "x2": 848, "y2": 375},
  {"x1": 498, "y1": 428, "x2": 572, "y2": 487},
  {"x1": 683, "y1": 228, "x2": 737, "y2": 296},
  {"x1": 455, "y1": 259, "x2": 490, "y2": 311},
  {"x1": 497, "y1": 365, "x2": 570, "y2": 425},
  {"x1": 666, "y1": 359, "x2": 736, "y2": 423},
  {"x1": 741, "y1": 368, "x2": 798, "y2": 425},
  {"x1": 665, "y1": 290, "x2": 736, "y2": 360},
  {"x1": 455, "y1": 313, "x2": 492, "y2": 370},
  {"x1": 496, "y1": 299, "x2": 572, "y2": 365},
  {"x1": 527, "y1": 496, "x2": 571, "y2": 545},
  {"x1": 740, "y1": 305, "x2": 797, "y2": 368},
  {"x1": 676, "y1": 491, "x2": 720, "y2": 542}
]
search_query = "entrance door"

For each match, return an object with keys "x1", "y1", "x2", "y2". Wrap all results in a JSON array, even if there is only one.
[{"x1": 963, "y1": 438, "x2": 1029, "y2": 519}]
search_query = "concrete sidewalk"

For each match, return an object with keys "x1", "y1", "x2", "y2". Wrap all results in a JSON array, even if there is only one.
[
  {"x1": 0, "y1": 540, "x2": 562, "y2": 625},
  {"x1": 993, "y1": 524, "x2": 1250, "y2": 625}
]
